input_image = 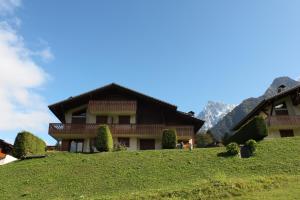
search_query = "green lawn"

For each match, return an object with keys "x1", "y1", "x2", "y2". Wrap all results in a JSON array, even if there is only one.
[{"x1": 1, "y1": 137, "x2": 300, "y2": 200}]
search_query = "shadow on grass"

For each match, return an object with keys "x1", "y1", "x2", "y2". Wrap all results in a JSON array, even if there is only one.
[{"x1": 217, "y1": 152, "x2": 233, "y2": 158}]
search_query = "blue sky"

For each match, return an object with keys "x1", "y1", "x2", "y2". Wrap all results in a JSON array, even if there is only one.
[{"x1": 1, "y1": 0, "x2": 300, "y2": 144}]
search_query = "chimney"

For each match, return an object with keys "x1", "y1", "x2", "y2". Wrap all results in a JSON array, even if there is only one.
[
  {"x1": 188, "y1": 111, "x2": 195, "y2": 116},
  {"x1": 277, "y1": 85, "x2": 286, "y2": 93}
]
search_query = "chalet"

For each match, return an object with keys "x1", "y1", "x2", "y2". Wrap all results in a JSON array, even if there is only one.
[
  {"x1": 232, "y1": 84, "x2": 300, "y2": 138},
  {"x1": 0, "y1": 140, "x2": 17, "y2": 165},
  {"x1": 0, "y1": 139, "x2": 13, "y2": 155},
  {"x1": 48, "y1": 83, "x2": 204, "y2": 152}
]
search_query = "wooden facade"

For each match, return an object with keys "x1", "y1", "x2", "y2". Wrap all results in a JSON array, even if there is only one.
[{"x1": 48, "y1": 83, "x2": 204, "y2": 152}]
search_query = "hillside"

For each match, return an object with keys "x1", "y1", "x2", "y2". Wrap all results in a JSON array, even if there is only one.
[{"x1": 1, "y1": 137, "x2": 300, "y2": 199}]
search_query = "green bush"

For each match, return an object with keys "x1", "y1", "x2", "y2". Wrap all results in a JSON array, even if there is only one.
[
  {"x1": 95, "y1": 125, "x2": 113, "y2": 152},
  {"x1": 13, "y1": 131, "x2": 46, "y2": 158},
  {"x1": 226, "y1": 142, "x2": 240, "y2": 156},
  {"x1": 114, "y1": 143, "x2": 127, "y2": 152},
  {"x1": 227, "y1": 116, "x2": 268, "y2": 144},
  {"x1": 245, "y1": 139, "x2": 257, "y2": 155},
  {"x1": 162, "y1": 129, "x2": 177, "y2": 149},
  {"x1": 196, "y1": 131, "x2": 214, "y2": 148}
]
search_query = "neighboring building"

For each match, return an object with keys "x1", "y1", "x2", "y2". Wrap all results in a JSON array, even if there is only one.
[
  {"x1": 232, "y1": 84, "x2": 300, "y2": 138},
  {"x1": 0, "y1": 140, "x2": 17, "y2": 166},
  {"x1": 48, "y1": 83, "x2": 204, "y2": 152},
  {"x1": 0, "y1": 139, "x2": 13, "y2": 155}
]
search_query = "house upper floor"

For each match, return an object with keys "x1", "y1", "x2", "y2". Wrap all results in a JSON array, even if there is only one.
[{"x1": 48, "y1": 83, "x2": 204, "y2": 138}]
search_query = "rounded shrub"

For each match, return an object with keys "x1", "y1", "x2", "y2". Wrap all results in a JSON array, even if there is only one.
[
  {"x1": 95, "y1": 125, "x2": 113, "y2": 152},
  {"x1": 13, "y1": 131, "x2": 46, "y2": 158},
  {"x1": 245, "y1": 139, "x2": 257, "y2": 155},
  {"x1": 162, "y1": 129, "x2": 177, "y2": 149},
  {"x1": 226, "y1": 142, "x2": 240, "y2": 156}
]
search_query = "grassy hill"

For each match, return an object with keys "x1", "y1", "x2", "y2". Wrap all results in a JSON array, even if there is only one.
[{"x1": 1, "y1": 137, "x2": 300, "y2": 199}]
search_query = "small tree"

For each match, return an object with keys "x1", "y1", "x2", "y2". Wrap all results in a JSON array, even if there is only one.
[
  {"x1": 162, "y1": 129, "x2": 177, "y2": 149},
  {"x1": 13, "y1": 131, "x2": 46, "y2": 158},
  {"x1": 95, "y1": 125, "x2": 113, "y2": 152},
  {"x1": 196, "y1": 131, "x2": 214, "y2": 148}
]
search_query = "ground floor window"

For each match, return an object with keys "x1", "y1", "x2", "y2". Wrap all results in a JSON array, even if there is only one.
[
  {"x1": 70, "y1": 139, "x2": 84, "y2": 152},
  {"x1": 139, "y1": 139, "x2": 155, "y2": 150},
  {"x1": 279, "y1": 130, "x2": 294, "y2": 137},
  {"x1": 118, "y1": 137, "x2": 130, "y2": 147}
]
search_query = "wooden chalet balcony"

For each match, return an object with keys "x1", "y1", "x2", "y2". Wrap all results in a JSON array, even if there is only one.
[
  {"x1": 88, "y1": 101, "x2": 137, "y2": 114},
  {"x1": 49, "y1": 123, "x2": 194, "y2": 138},
  {"x1": 266, "y1": 115, "x2": 300, "y2": 128}
]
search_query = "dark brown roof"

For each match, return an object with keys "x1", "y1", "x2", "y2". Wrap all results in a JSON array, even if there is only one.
[
  {"x1": 0, "y1": 139, "x2": 13, "y2": 149},
  {"x1": 48, "y1": 83, "x2": 204, "y2": 130},
  {"x1": 232, "y1": 84, "x2": 300, "y2": 131}
]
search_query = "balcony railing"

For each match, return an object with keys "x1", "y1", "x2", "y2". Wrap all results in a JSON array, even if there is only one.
[
  {"x1": 49, "y1": 123, "x2": 194, "y2": 138},
  {"x1": 87, "y1": 101, "x2": 137, "y2": 114},
  {"x1": 266, "y1": 115, "x2": 300, "y2": 127}
]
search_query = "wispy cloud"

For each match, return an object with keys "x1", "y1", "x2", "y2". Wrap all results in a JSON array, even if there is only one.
[
  {"x1": 0, "y1": 0, "x2": 54, "y2": 138},
  {"x1": 31, "y1": 47, "x2": 54, "y2": 62},
  {"x1": 0, "y1": 0, "x2": 21, "y2": 15}
]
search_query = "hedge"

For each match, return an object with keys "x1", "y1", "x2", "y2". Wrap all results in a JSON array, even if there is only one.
[
  {"x1": 162, "y1": 129, "x2": 177, "y2": 149},
  {"x1": 95, "y1": 125, "x2": 113, "y2": 152},
  {"x1": 13, "y1": 131, "x2": 46, "y2": 158},
  {"x1": 227, "y1": 116, "x2": 268, "y2": 144}
]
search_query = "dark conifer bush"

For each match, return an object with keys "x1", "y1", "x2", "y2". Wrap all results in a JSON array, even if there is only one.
[
  {"x1": 227, "y1": 116, "x2": 268, "y2": 144},
  {"x1": 162, "y1": 129, "x2": 177, "y2": 149},
  {"x1": 95, "y1": 125, "x2": 113, "y2": 152}
]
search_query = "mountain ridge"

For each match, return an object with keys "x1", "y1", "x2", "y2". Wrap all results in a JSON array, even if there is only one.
[
  {"x1": 197, "y1": 101, "x2": 236, "y2": 131},
  {"x1": 210, "y1": 76, "x2": 300, "y2": 141}
]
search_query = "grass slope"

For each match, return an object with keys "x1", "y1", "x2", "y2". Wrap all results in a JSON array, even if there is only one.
[{"x1": 1, "y1": 137, "x2": 300, "y2": 199}]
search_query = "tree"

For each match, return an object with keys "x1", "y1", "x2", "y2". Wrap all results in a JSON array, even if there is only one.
[{"x1": 196, "y1": 130, "x2": 214, "y2": 148}]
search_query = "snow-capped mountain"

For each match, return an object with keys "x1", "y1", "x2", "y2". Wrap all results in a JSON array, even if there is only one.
[{"x1": 198, "y1": 101, "x2": 236, "y2": 131}]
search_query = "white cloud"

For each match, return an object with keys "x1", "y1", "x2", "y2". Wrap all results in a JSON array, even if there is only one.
[
  {"x1": 0, "y1": 2, "x2": 54, "y2": 135},
  {"x1": 0, "y1": 0, "x2": 21, "y2": 15}
]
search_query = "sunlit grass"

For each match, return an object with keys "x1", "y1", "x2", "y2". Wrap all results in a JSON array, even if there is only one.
[{"x1": 1, "y1": 137, "x2": 300, "y2": 199}]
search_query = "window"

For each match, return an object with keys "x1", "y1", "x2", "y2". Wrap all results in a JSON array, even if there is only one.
[
  {"x1": 274, "y1": 102, "x2": 289, "y2": 115},
  {"x1": 280, "y1": 130, "x2": 294, "y2": 137},
  {"x1": 72, "y1": 110, "x2": 86, "y2": 124},
  {"x1": 118, "y1": 138, "x2": 130, "y2": 147},
  {"x1": 69, "y1": 140, "x2": 84, "y2": 152},
  {"x1": 119, "y1": 116, "x2": 131, "y2": 124},
  {"x1": 96, "y1": 116, "x2": 108, "y2": 124}
]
